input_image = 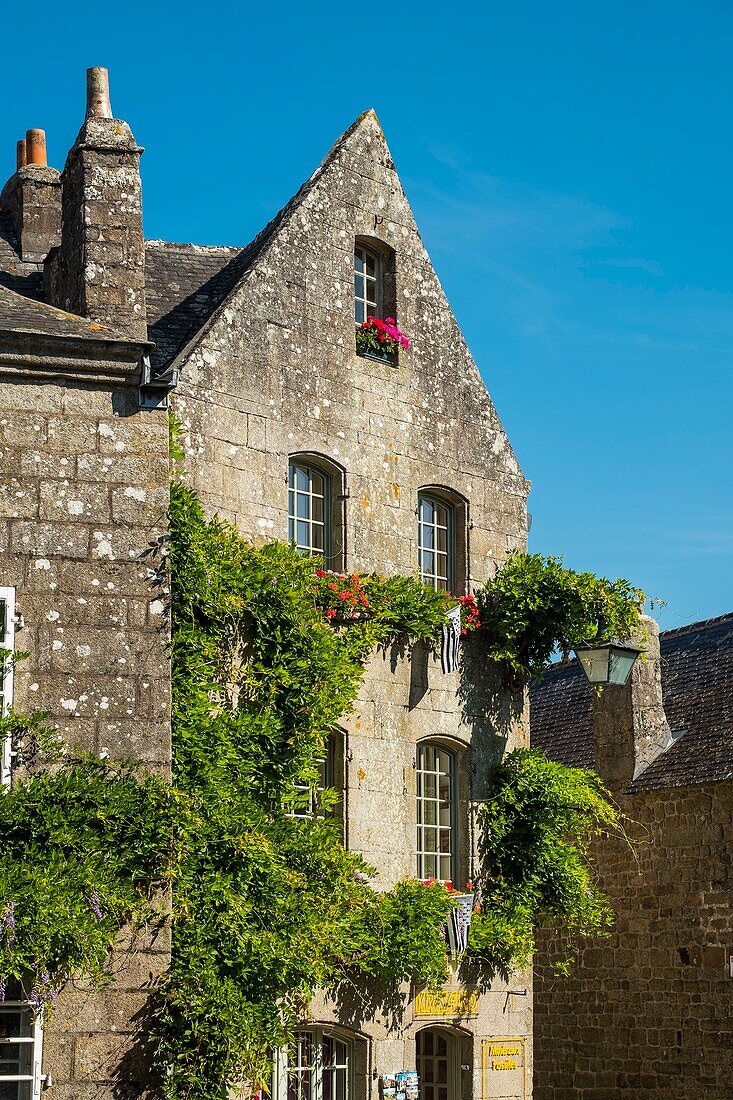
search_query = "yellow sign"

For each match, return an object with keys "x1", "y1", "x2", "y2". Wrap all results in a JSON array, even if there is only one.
[
  {"x1": 414, "y1": 990, "x2": 479, "y2": 1018},
  {"x1": 482, "y1": 1037, "x2": 527, "y2": 1098}
]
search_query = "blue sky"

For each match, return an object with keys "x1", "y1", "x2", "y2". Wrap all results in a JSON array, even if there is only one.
[{"x1": 4, "y1": 0, "x2": 732, "y2": 629}]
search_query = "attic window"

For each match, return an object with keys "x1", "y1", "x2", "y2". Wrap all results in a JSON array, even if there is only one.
[{"x1": 354, "y1": 245, "x2": 381, "y2": 325}]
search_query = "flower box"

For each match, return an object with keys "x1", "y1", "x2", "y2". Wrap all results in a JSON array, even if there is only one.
[
  {"x1": 355, "y1": 316, "x2": 410, "y2": 360},
  {"x1": 360, "y1": 348, "x2": 392, "y2": 364}
]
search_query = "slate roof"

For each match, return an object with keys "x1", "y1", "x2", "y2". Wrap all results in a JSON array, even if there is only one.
[
  {"x1": 144, "y1": 242, "x2": 243, "y2": 370},
  {"x1": 531, "y1": 613, "x2": 733, "y2": 792},
  {"x1": 0, "y1": 213, "x2": 44, "y2": 299},
  {"x1": 0, "y1": 283, "x2": 120, "y2": 342},
  {"x1": 531, "y1": 660, "x2": 594, "y2": 770}
]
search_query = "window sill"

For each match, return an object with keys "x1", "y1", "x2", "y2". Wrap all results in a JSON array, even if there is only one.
[{"x1": 356, "y1": 348, "x2": 395, "y2": 365}]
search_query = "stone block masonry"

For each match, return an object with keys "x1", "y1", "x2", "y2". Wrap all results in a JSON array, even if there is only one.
[
  {"x1": 0, "y1": 371, "x2": 170, "y2": 1099},
  {"x1": 534, "y1": 781, "x2": 733, "y2": 1100}
]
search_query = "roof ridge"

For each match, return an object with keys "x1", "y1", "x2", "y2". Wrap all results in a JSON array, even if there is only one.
[
  {"x1": 145, "y1": 239, "x2": 241, "y2": 255},
  {"x1": 660, "y1": 611, "x2": 733, "y2": 639}
]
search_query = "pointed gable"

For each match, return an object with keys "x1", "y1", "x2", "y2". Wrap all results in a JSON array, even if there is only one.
[{"x1": 170, "y1": 112, "x2": 529, "y2": 580}]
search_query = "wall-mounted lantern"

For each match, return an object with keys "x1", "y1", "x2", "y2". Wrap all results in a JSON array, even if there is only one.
[{"x1": 573, "y1": 638, "x2": 642, "y2": 687}]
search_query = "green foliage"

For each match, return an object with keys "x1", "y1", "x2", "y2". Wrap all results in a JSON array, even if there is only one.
[
  {"x1": 476, "y1": 552, "x2": 646, "y2": 680},
  {"x1": 467, "y1": 748, "x2": 620, "y2": 971},
  {"x1": 0, "y1": 756, "x2": 178, "y2": 1001},
  {"x1": 0, "y1": 482, "x2": 634, "y2": 1100},
  {"x1": 157, "y1": 484, "x2": 457, "y2": 1097}
]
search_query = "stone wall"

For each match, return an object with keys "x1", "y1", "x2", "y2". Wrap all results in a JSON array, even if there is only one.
[
  {"x1": 533, "y1": 781, "x2": 733, "y2": 1100},
  {"x1": 0, "y1": 372, "x2": 170, "y2": 1099},
  {"x1": 172, "y1": 110, "x2": 532, "y2": 1099}
]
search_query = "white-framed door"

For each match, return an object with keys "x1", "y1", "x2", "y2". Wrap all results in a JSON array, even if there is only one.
[{"x1": 416, "y1": 1027, "x2": 460, "y2": 1100}]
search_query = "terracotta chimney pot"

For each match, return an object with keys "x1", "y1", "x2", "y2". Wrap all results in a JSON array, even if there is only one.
[
  {"x1": 16, "y1": 139, "x2": 27, "y2": 170},
  {"x1": 25, "y1": 129, "x2": 47, "y2": 167},
  {"x1": 86, "y1": 67, "x2": 113, "y2": 119}
]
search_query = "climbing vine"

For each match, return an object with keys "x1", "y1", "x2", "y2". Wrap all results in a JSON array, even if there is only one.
[
  {"x1": 0, "y1": 480, "x2": 640, "y2": 1100},
  {"x1": 475, "y1": 552, "x2": 646, "y2": 681},
  {"x1": 468, "y1": 748, "x2": 620, "y2": 973}
]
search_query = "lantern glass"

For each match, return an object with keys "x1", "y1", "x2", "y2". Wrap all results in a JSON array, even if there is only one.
[
  {"x1": 607, "y1": 646, "x2": 639, "y2": 686},
  {"x1": 574, "y1": 640, "x2": 641, "y2": 687}
]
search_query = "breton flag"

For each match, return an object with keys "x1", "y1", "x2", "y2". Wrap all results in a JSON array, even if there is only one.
[
  {"x1": 446, "y1": 892, "x2": 475, "y2": 958},
  {"x1": 441, "y1": 606, "x2": 462, "y2": 674}
]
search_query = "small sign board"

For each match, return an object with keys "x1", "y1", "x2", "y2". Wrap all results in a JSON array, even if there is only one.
[
  {"x1": 482, "y1": 1037, "x2": 527, "y2": 1099},
  {"x1": 414, "y1": 989, "x2": 479, "y2": 1018}
]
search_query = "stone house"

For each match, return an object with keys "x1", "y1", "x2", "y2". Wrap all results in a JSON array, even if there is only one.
[
  {"x1": 0, "y1": 69, "x2": 531, "y2": 1100},
  {"x1": 531, "y1": 613, "x2": 733, "y2": 1100}
]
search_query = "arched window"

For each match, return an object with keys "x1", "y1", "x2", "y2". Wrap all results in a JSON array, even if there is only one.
[
  {"x1": 416, "y1": 742, "x2": 456, "y2": 882},
  {"x1": 417, "y1": 494, "x2": 454, "y2": 591},
  {"x1": 354, "y1": 244, "x2": 381, "y2": 326},
  {"x1": 416, "y1": 1029, "x2": 461, "y2": 1100},
  {"x1": 274, "y1": 1029, "x2": 352, "y2": 1100},
  {"x1": 288, "y1": 456, "x2": 346, "y2": 570},
  {"x1": 289, "y1": 460, "x2": 329, "y2": 558},
  {"x1": 285, "y1": 732, "x2": 345, "y2": 833}
]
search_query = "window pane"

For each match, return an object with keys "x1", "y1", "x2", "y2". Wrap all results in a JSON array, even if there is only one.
[
  {"x1": 354, "y1": 250, "x2": 364, "y2": 274},
  {"x1": 310, "y1": 472, "x2": 324, "y2": 496},
  {"x1": 296, "y1": 521, "x2": 310, "y2": 548},
  {"x1": 296, "y1": 493, "x2": 310, "y2": 520},
  {"x1": 295, "y1": 466, "x2": 310, "y2": 492},
  {"x1": 364, "y1": 253, "x2": 376, "y2": 278},
  {"x1": 312, "y1": 496, "x2": 324, "y2": 523},
  {"x1": 355, "y1": 300, "x2": 365, "y2": 324},
  {"x1": 354, "y1": 274, "x2": 364, "y2": 298},
  {"x1": 311, "y1": 524, "x2": 324, "y2": 551}
]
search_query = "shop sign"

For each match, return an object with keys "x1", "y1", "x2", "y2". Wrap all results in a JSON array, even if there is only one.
[
  {"x1": 482, "y1": 1037, "x2": 527, "y2": 1098},
  {"x1": 414, "y1": 989, "x2": 479, "y2": 1017}
]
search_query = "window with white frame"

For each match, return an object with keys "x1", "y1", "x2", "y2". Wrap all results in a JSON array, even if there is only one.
[
  {"x1": 286, "y1": 737, "x2": 334, "y2": 820},
  {"x1": 0, "y1": 981, "x2": 44, "y2": 1100},
  {"x1": 417, "y1": 495, "x2": 453, "y2": 591},
  {"x1": 416, "y1": 742, "x2": 455, "y2": 882},
  {"x1": 273, "y1": 1029, "x2": 351, "y2": 1100},
  {"x1": 353, "y1": 245, "x2": 381, "y2": 326},
  {"x1": 0, "y1": 587, "x2": 16, "y2": 788},
  {"x1": 288, "y1": 462, "x2": 329, "y2": 560}
]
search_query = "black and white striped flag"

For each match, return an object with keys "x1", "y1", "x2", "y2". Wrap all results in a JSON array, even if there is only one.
[
  {"x1": 446, "y1": 892, "x2": 475, "y2": 958},
  {"x1": 441, "y1": 606, "x2": 462, "y2": 674}
]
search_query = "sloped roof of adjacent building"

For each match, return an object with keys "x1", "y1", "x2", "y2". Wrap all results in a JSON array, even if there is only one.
[
  {"x1": 0, "y1": 282, "x2": 121, "y2": 342},
  {"x1": 531, "y1": 612, "x2": 733, "y2": 792},
  {"x1": 0, "y1": 212, "x2": 44, "y2": 299}
]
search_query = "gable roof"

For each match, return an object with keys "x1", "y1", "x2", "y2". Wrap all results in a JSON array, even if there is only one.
[{"x1": 531, "y1": 613, "x2": 733, "y2": 792}]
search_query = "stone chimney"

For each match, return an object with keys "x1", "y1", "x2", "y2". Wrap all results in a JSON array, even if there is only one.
[
  {"x1": 0, "y1": 129, "x2": 62, "y2": 262},
  {"x1": 46, "y1": 67, "x2": 147, "y2": 341},
  {"x1": 592, "y1": 615, "x2": 671, "y2": 790}
]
